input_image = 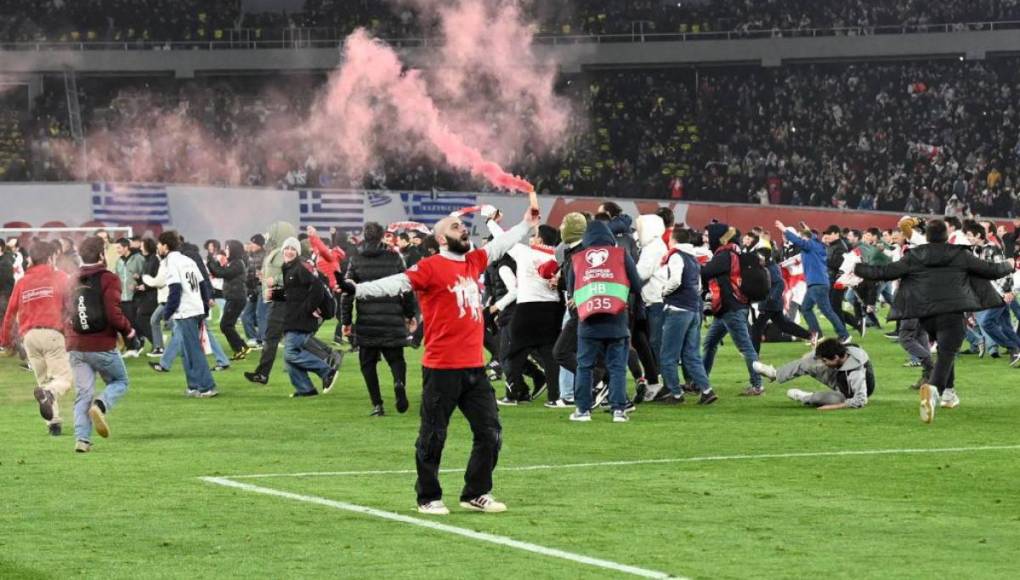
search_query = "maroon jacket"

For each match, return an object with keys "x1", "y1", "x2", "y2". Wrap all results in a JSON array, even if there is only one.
[{"x1": 65, "y1": 264, "x2": 134, "y2": 352}]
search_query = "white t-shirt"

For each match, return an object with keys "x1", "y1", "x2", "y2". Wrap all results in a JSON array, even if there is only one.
[{"x1": 164, "y1": 251, "x2": 206, "y2": 319}]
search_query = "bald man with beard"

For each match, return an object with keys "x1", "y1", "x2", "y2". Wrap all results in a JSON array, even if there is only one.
[{"x1": 342, "y1": 207, "x2": 539, "y2": 515}]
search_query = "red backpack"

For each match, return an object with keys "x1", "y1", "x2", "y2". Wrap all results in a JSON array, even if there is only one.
[{"x1": 572, "y1": 246, "x2": 631, "y2": 321}]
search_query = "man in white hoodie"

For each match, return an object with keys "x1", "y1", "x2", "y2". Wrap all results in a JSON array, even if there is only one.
[{"x1": 634, "y1": 214, "x2": 668, "y2": 401}]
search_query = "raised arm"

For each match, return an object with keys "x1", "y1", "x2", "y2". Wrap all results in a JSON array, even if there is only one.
[{"x1": 484, "y1": 208, "x2": 537, "y2": 265}]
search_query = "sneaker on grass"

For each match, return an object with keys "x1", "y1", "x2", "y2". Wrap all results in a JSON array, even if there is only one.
[
  {"x1": 940, "y1": 388, "x2": 960, "y2": 409},
  {"x1": 460, "y1": 494, "x2": 507, "y2": 513},
  {"x1": 48, "y1": 423, "x2": 62, "y2": 436},
  {"x1": 74, "y1": 440, "x2": 92, "y2": 453},
  {"x1": 919, "y1": 384, "x2": 938, "y2": 424},
  {"x1": 543, "y1": 399, "x2": 571, "y2": 408},
  {"x1": 612, "y1": 409, "x2": 630, "y2": 423},
  {"x1": 149, "y1": 362, "x2": 169, "y2": 373},
  {"x1": 322, "y1": 368, "x2": 339, "y2": 394},
  {"x1": 697, "y1": 390, "x2": 718, "y2": 405},
  {"x1": 740, "y1": 386, "x2": 765, "y2": 397},
  {"x1": 33, "y1": 387, "x2": 55, "y2": 421},
  {"x1": 752, "y1": 361, "x2": 777, "y2": 382},
  {"x1": 786, "y1": 388, "x2": 811, "y2": 405},
  {"x1": 394, "y1": 383, "x2": 409, "y2": 413},
  {"x1": 417, "y1": 500, "x2": 450, "y2": 516},
  {"x1": 89, "y1": 401, "x2": 110, "y2": 438},
  {"x1": 569, "y1": 410, "x2": 591, "y2": 422}
]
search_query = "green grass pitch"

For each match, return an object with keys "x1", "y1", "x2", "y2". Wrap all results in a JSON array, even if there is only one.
[{"x1": 2, "y1": 312, "x2": 1018, "y2": 579}]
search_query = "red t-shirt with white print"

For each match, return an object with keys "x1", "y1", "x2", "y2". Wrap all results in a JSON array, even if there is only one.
[{"x1": 405, "y1": 249, "x2": 489, "y2": 369}]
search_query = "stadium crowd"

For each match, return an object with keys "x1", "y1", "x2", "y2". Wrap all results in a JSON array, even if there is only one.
[
  {"x1": 3, "y1": 58, "x2": 1020, "y2": 218},
  {"x1": 4, "y1": 0, "x2": 1020, "y2": 45}
]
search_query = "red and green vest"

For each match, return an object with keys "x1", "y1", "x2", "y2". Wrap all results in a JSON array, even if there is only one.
[{"x1": 572, "y1": 246, "x2": 630, "y2": 321}]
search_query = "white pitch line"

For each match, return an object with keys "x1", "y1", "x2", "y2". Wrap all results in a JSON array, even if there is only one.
[
  {"x1": 201, "y1": 476, "x2": 681, "y2": 580},
  {"x1": 224, "y1": 444, "x2": 1020, "y2": 480}
]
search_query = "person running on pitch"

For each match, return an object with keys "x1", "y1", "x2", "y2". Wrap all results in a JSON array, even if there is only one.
[{"x1": 340, "y1": 205, "x2": 539, "y2": 515}]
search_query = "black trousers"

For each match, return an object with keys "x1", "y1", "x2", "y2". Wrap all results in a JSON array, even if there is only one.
[
  {"x1": 254, "y1": 302, "x2": 286, "y2": 377},
  {"x1": 919, "y1": 312, "x2": 966, "y2": 394},
  {"x1": 751, "y1": 309, "x2": 812, "y2": 352},
  {"x1": 415, "y1": 367, "x2": 501, "y2": 504},
  {"x1": 220, "y1": 298, "x2": 247, "y2": 352},
  {"x1": 359, "y1": 346, "x2": 407, "y2": 406},
  {"x1": 499, "y1": 322, "x2": 548, "y2": 400},
  {"x1": 630, "y1": 316, "x2": 659, "y2": 384},
  {"x1": 135, "y1": 301, "x2": 157, "y2": 344},
  {"x1": 120, "y1": 301, "x2": 138, "y2": 335},
  {"x1": 829, "y1": 287, "x2": 859, "y2": 329}
]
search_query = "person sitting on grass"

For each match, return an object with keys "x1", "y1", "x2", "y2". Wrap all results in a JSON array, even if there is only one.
[{"x1": 753, "y1": 338, "x2": 874, "y2": 410}]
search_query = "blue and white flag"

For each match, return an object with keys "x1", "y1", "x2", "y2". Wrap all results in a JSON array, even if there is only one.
[
  {"x1": 367, "y1": 192, "x2": 393, "y2": 208},
  {"x1": 298, "y1": 190, "x2": 364, "y2": 231},
  {"x1": 91, "y1": 183, "x2": 172, "y2": 224},
  {"x1": 400, "y1": 191, "x2": 477, "y2": 227}
]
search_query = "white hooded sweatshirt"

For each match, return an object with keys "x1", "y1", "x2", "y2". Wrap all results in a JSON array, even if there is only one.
[{"x1": 635, "y1": 214, "x2": 668, "y2": 306}]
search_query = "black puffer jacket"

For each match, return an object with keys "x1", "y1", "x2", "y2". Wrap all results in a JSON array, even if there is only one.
[
  {"x1": 855, "y1": 243, "x2": 1012, "y2": 320},
  {"x1": 207, "y1": 240, "x2": 248, "y2": 302},
  {"x1": 341, "y1": 242, "x2": 416, "y2": 348}
]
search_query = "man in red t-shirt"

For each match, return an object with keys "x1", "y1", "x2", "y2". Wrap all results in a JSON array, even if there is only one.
[{"x1": 344, "y1": 206, "x2": 538, "y2": 515}]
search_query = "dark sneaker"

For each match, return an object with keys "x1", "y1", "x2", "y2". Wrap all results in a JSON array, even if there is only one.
[
  {"x1": 884, "y1": 331, "x2": 899, "y2": 341},
  {"x1": 660, "y1": 394, "x2": 685, "y2": 405},
  {"x1": 634, "y1": 378, "x2": 648, "y2": 405},
  {"x1": 230, "y1": 346, "x2": 251, "y2": 361},
  {"x1": 740, "y1": 386, "x2": 765, "y2": 397},
  {"x1": 322, "y1": 368, "x2": 339, "y2": 394},
  {"x1": 369, "y1": 404, "x2": 385, "y2": 417},
  {"x1": 211, "y1": 364, "x2": 230, "y2": 372},
  {"x1": 530, "y1": 374, "x2": 547, "y2": 401},
  {"x1": 89, "y1": 402, "x2": 110, "y2": 438},
  {"x1": 290, "y1": 390, "x2": 319, "y2": 398},
  {"x1": 33, "y1": 387, "x2": 55, "y2": 421},
  {"x1": 328, "y1": 349, "x2": 344, "y2": 371},
  {"x1": 244, "y1": 371, "x2": 269, "y2": 385},
  {"x1": 697, "y1": 390, "x2": 719, "y2": 405},
  {"x1": 592, "y1": 381, "x2": 609, "y2": 408},
  {"x1": 394, "y1": 383, "x2": 409, "y2": 414},
  {"x1": 146, "y1": 347, "x2": 165, "y2": 358},
  {"x1": 48, "y1": 423, "x2": 62, "y2": 437},
  {"x1": 149, "y1": 362, "x2": 169, "y2": 373}
]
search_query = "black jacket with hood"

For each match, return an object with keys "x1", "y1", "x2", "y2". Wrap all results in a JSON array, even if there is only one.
[
  {"x1": 207, "y1": 240, "x2": 248, "y2": 302},
  {"x1": 340, "y1": 242, "x2": 416, "y2": 348},
  {"x1": 855, "y1": 243, "x2": 1011, "y2": 320}
]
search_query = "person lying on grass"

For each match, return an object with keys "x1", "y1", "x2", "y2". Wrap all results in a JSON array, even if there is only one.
[{"x1": 753, "y1": 338, "x2": 874, "y2": 410}]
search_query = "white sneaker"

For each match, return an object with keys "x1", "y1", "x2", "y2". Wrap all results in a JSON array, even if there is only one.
[
  {"x1": 753, "y1": 361, "x2": 777, "y2": 382},
  {"x1": 460, "y1": 494, "x2": 507, "y2": 513},
  {"x1": 543, "y1": 399, "x2": 571, "y2": 408},
  {"x1": 612, "y1": 409, "x2": 630, "y2": 423},
  {"x1": 940, "y1": 388, "x2": 960, "y2": 409},
  {"x1": 569, "y1": 410, "x2": 591, "y2": 422},
  {"x1": 786, "y1": 388, "x2": 811, "y2": 404},
  {"x1": 919, "y1": 384, "x2": 938, "y2": 424},
  {"x1": 642, "y1": 383, "x2": 664, "y2": 402},
  {"x1": 417, "y1": 500, "x2": 450, "y2": 515}
]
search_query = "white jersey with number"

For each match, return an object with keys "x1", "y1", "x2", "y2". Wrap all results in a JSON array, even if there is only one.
[{"x1": 165, "y1": 251, "x2": 205, "y2": 319}]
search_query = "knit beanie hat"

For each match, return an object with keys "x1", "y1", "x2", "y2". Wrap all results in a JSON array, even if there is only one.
[
  {"x1": 560, "y1": 212, "x2": 587, "y2": 245},
  {"x1": 706, "y1": 223, "x2": 730, "y2": 251},
  {"x1": 281, "y1": 237, "x2": 301, "y2": 254},
  {"x1": 250, "y1": 233, "x2": 266, "y2": 247}
]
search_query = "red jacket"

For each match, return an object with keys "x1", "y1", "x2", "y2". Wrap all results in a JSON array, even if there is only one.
[
  {"x1": 0, "y1": 264, "x2": 69, "y2": 346},
  {"x1": 308, "y1": 232, "x2": 346, "y2": 292},
  {"x1": 64, "y1": 264, "x2": 134, "y2": 352}
]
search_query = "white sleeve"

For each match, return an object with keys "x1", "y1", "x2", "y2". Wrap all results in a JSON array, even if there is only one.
[
  {"x1": 355, "y1": 273, "x2": 413, "y2": 299},
  {"x1": 494, "y1": 266, "x2": 518, "y2": 311},
  {"x1": 486, "y1": 219, "x2": 506, "y2": 237},
  {"x1": 660, "y1": 253, "x2": 685, "y2": 296},
  {"x1": 636, "y1": 247, "x2": 657, "y2": 281},
  {"x1": 164, "y1": 257, "x2": 181, "y2": 286},
  {"x1": 484, "y1": 220, "x2": 532, "y2": 264}
]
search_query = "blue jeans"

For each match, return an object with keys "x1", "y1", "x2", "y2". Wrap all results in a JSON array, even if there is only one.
[
  {"x1": 575, "y1": 336, "x2": 628, "y2": 412},
  {"x1": 70, "y1": 350, "x2": 129, "y2": 442},
  {"x1": 241, "y1": 298, "x2": 258, "y2": 342},
  {"x1": 977, "y1": 306, "x2": 1020, "y2": 352},
  {"x1": 558, "y1": 310, "x2": 574, "y2": 402},
  {"x1": 660, "y1": 308, "x2": 710, "y2": 395},
  {"x1": 161, "y1": 318, "x2": 230, "y2": 369},
  {"x1": 176, "y1": 315, "x2": 216, "y2": 391},
  {"x1": 149, "y1": 304, "x2": 165, "y2": 350},
  {"x1": 284, "y1": 331, "x2": 332, "y2": 394},
  {"x1": 646, "y1": 302, "x2": 665, "y2": 364},
  {"x1": 703, "y1": 308, "x2": 761, "y2": 388},
  {"x1": 801, "y1": 284, "x2": 849, "y2": 339}
]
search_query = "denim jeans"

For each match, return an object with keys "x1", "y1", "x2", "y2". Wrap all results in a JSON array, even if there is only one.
[
  {"x1": 176, "y1": 315, "x2": 216, "y2": 392},
  {"x1": 646, "y1": 302, "x2": 665, "y2": 366},
  {"x1": 660, "y1": 308, "x2": 711, "y2": 395},
  {"x1": 574, "y1": 336, "x2": 628, "y2": 412},
  {"x1": 161, "y1": 318, "x2": 230, "y2": 369},
  {"x1": 70, "y1": 350, "x2": 129, "y2": 442},
  {"x1": 284, "y1": 331, "x2": 332, "y2": 394},
  {"x1": 149, "y1": 304, "x2": 166, "y2": 350},
  {"x1": 241, "y1": 298, "x2": 259, "y2": 342},
  {"x1": 977, "y1": 306, "x2": 1020, "y2": 352},
  {"x1": 703, "y1": 308, "x2": 761, "y2": 388},
  {"x1": 800, "y1": 284, "x2": 849, "y2": 339}
]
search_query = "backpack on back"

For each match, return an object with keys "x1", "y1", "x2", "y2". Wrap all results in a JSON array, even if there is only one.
[
  {"x1": 571, "y1": 246, "x2": 631, "y2": 321},
  {"x1": 735, "y1": 252, "x2": 771, "y2": 303},
  {"x1": 311, "y1": 266, "x2": 338, "y2": 320},
  {"x1": 71, "y1": 272, "x2": 108, "y2": 334}
]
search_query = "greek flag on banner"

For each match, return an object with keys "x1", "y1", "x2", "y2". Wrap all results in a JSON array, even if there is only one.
[
  {"x1": 90, "y1": 182, "x2": 171, "y2": 224},
  {"x1": 399, "y1": 191, "x2": 477, "y2": 227},
  {"x1": 367, "y1": 192, "x2": 393, "y2": 208},
  {"x1": 298, "y1": 190, "x2": 364, "y2": 231}
]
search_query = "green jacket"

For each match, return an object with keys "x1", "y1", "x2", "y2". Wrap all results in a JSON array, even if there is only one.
[
  {"x1": 261, "y1": 221, "x2": 296, "y2": 299},
  {"x1": 855, "y1": 242, "x2": 891, "y2": 266},
  {"x1": 116, "y1": 251, "x2": 145, "y2": 301}
]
